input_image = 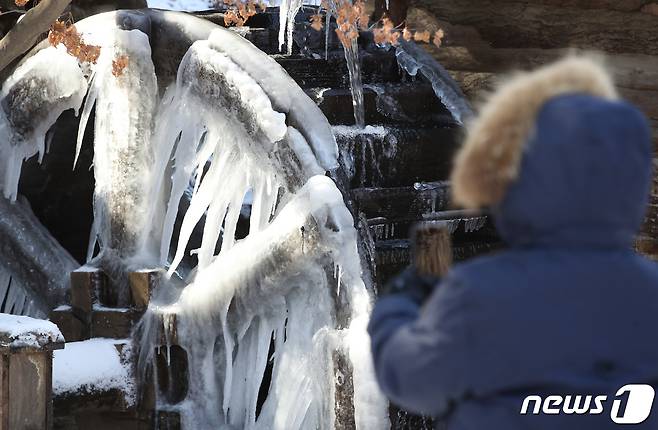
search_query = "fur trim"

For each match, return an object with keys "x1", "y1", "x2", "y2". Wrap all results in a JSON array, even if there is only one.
[{"x1": 450, "y1": 56, "x2": 618, "y2": 209}]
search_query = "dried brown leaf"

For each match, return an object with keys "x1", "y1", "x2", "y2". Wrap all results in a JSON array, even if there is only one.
[{"x1": 112, "y1": 55, "x2": 129, "y2": 77}]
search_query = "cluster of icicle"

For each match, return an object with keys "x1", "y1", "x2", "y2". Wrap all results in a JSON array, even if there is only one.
[{"x1": 0, "y1": 15, "x2": 388, "y2": 430}]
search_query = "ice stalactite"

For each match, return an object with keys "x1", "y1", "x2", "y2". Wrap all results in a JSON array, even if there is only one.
[
  {"x1": 344, "y1": 37, "x2": 366, "y2": 128},
  {"x1": 1, "y1": 9, "x2": 387, "y2": 428},
  {"x1": 148, "y1": 36, "x2": 316, "y2": 273},
  {"x1": 130, "y1": 28, "x2": 387, "y2": 429},
  {"x1": 0, "y1": 47, "x2": 87, "y2": 201},
  {"x1": 139, "y1": 176, "x2": 388, "y2": 429},
  {"x1": 317, "y1": 0, "x2": 366, "y2": 128},
  {"x1": 279, "y1": 0, "x2": 304, "y2": 55}
]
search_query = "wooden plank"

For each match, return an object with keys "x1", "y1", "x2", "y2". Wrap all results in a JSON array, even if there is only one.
[
  {"x1": 45, "y1": 353, "x2": 53, "y2": 430},
  {"x1": 276, "y1": 51, "x2": 402, "y2": 89},
  {"x1": 333, "y1": 351, "x2": 355, "y2": 430},
  {"x1": 351, "y1": 181, "x2": 451, "y2": 222},
  {"x1": 335, "y1": 126, "x2": 461, "y2": 188},
  {"x1": 0, "y1": 356, "x2": 8, "y2": 430},
  {"x1": 306, "y1": 83, "x2": 456, "y2": 127},
  {"x1": 70, "y1": 268, "x2": 106, "y2": 316},
  {"x1": 49, "y1": 307, "x2": 85, "y2": 343},
  {"x1": 8, "y1": 352, "x2": 47, "y2": 430},
  {"x1": 416, "y1": 1, "x2": 658, "y2": 55},
  {"x1": 70, "y1": 268, "x2": 108, "y2": 340},
  {"x1": 155, "y1": 410, "x2": 181, "y2": 430},
  {"x1": 91, "y1": 308, "x2": 139, "y2": 339}
]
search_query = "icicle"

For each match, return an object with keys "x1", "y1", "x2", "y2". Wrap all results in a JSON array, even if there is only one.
[
  {"x1": 343, "y1": 37, "x2": 365, "y2": 128},
  {"x1": 74, "y1": 70, "x2": 99, "y2": 169},
  {"x1": 324, "y1": 10, "x2": 331, "y2": 60},
  {"x1": 278, "y1": 0, "x2": 303, "y2": 55}
]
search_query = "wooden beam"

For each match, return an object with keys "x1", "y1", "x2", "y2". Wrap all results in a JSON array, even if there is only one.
[{"x1": 0, "y1": 0, "x2": 71, "y2": 74}]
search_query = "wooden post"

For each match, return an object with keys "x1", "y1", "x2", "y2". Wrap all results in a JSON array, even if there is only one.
[
  {"x1": 70, "y1": 268, "x2": 108, "y2": 339},
  {"x1": 0, "y1": 314, "x2": 64, "y2": 430},
  {"x1": 411, "y1": 221, "x2": 453, "y2": 277},
  {"x1": 128, "y1": 270, "x2": 161, "y2": 311}
]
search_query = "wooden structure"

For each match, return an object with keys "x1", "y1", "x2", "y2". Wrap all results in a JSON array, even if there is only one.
[
  {"x1": 407, "y1": 0, "x2": 658, "y2": 259},
  {"x1": 0, "y1": 314, "x2": 64, "y2": 430}
]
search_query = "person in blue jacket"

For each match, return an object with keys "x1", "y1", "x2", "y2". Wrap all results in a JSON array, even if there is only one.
[{"x1": 368, "y1": 56, "x2": 658, "y2": 429}]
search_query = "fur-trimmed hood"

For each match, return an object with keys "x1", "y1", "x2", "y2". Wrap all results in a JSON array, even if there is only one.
[{"x1": 451, "y1": 56, "x2": 652, "y2": 247}]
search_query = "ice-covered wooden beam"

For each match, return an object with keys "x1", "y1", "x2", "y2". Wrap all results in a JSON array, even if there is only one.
[
  {"x1": 0, "y1": 313, "x2": 63, "y2": 430},
  {"x1": 0, "y1": 197, "x2": 77, "y2": 317},
  {"x1": 0, "y1": 46, "x2": 87, "y2": 202}
]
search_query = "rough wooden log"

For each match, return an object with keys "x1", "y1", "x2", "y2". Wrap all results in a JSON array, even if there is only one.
[
  {"x1": 91, "y1": 308, "x2": 139, "y2": 339},
  {"x1": 444, "y1": 48, "x2": 658, "y2": 90},
  {"x1": 0, "y1": 0, "x2": 71, "y2": 74},
  {"x1": 506, "y1": 0, "x2": 652, "y2": 13},
  {"x1": 352, "y1": 181, "x2": 451, "y2": 222},
  {"x1": 413, "y1": 0, "x2": 658, "y2": 55},
  {"x1": 306, "y1": 83, "x2": 455, "y2": 127},
  {"x1": 277, "y1": 50, "x2": 402, "y2": 89}
]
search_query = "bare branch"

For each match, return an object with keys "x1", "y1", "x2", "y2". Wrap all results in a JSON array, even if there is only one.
[{"x1": 0, "y1": 0, "x2": 71, "y2": 74}]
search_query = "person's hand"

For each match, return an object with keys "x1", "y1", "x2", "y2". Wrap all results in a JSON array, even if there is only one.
[{"x1": 378, "y1": 266, "x2": 440, "y2": 305}]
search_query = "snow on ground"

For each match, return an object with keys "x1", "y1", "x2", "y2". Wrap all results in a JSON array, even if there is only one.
[
  {"x1": 53, "y1": 338, "x2": 135, "y2": 404},
  {"x1": 0, "y1": 314, "x2": 64, "y2": 349}
]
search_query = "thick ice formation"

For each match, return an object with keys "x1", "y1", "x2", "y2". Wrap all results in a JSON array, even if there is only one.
[
  {"x1": 148, "y1": 36, "x2": 322, "y2": 274},
  {"x1": 140, "y1": 176, "x2": 387, "y2": 429},
  {"x1": 78, "y1": 29, "x2": 158, "y2": 267},
  {"x1": 0, "y1": 46, "x2": 87, "y2": 201},
  {"x1": 204, "y1": 29, "x2": 338, "y2": 172},
  {"x1": 2, "y1": 11, "x2": 386, "y2": 429},
  {"x1": 138, "y1": 29, "x2": 386, "y2": 427}
]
